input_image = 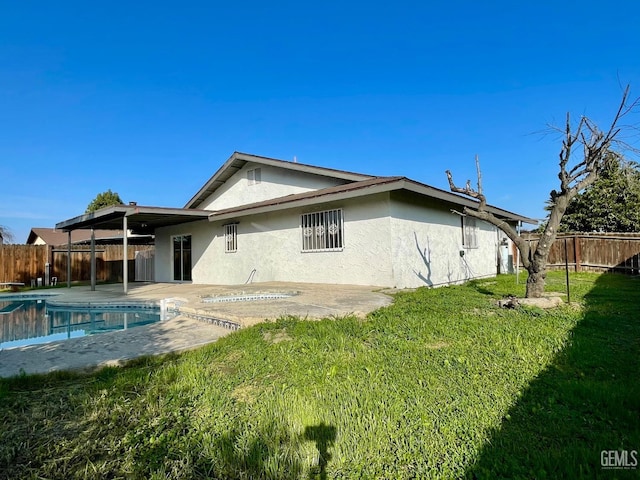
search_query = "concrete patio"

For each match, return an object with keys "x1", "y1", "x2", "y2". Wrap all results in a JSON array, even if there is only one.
[{"x1": 0, "y1": 282, "x2": 393, "y2": 378}]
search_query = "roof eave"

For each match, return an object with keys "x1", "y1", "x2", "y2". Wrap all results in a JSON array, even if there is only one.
[
  {"x1": 207, "y1": 178, "x2": 537, "y2": 225},
  {"x1": 55, "y1": 205, "x2": 130, "y2": 231},
  {"x1": 400, "y1": 180, "x2": 538, "y2": 224},
  {"x1": 55, "y1": 205, "x2": 212, "y2": 232}
]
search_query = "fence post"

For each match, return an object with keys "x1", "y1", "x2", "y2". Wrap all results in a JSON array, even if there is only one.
[
  {"x1": 564, "y1": 237, "x2": 571, "y2": 304},
  {"x1": 67, "y1": 231, "x2": 72, "y2": 288},
  {"x1": 48, "y1": 245, "x2": 54, "y2": 282},
  {"x1": 574, "y1": 235, "x2": 581, "y2": 272}
]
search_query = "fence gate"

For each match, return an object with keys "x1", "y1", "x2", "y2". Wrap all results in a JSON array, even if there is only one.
[{"x1": 135, "y1": 249, "x2": 155, "y2": 282}]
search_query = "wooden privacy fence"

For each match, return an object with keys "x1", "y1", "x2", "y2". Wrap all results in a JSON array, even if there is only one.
[
  {"x1": 523, "y1": 233, "x2": 640, "y2": 275},
  {"x1": 0, "y1": 245, "x2": 48, "y2": 284},
  {"x1": 0, "y1": 245, "x2": 155, "y2": 284}
]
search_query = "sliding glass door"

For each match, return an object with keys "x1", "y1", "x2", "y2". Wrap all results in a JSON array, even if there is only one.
[{"x1": 173, "y1": 235, "x2": 192, "y2": 282}]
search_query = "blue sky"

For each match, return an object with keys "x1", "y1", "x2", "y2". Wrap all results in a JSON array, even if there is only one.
[{"x1": 1, "y1": 1, "x2": 639, "y2": 243}]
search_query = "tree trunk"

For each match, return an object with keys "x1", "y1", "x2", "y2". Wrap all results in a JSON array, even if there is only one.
[
  {"x1": 523, "y1": 195, "x2": 568, "y2": 298},
  {"x1": 525, "y1": 267, "x2": 546, "y2": 298}
]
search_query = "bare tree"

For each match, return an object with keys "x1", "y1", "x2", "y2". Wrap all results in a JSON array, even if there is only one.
[
  {"x1": 446, "y1": 86, "x2": 638, "y2": 298},
  {"x1": 0, "y1": 225, "x2": 14, "y2": 244}
]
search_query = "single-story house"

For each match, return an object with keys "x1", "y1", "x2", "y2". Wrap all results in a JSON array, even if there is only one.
[{"x1": 56, "y1": 152, "x2": 535, "y2": 291}]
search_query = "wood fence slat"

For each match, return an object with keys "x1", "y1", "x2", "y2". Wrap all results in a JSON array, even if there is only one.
[
  {"x1": 523, "y1": 233, "x2": 640, "y2": 274},
  {"x1": 1, "y1": 245, "x2": 154, "y2": 285}
]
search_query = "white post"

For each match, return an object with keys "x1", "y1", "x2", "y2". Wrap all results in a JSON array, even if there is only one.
[
  {"x1": 123, "y1": 216, "x2": 128, "y2": 295},
  {"x1": 67, "y1": 230, "x2": 72, "y2": 288},
  {"x1": 90, "y1": 228, "x2": 96, "y2": 291}
]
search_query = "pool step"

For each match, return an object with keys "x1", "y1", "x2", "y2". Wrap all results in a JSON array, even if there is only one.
[{"x1": 0, "y1": 302, "x2": 24, "y2": 315}]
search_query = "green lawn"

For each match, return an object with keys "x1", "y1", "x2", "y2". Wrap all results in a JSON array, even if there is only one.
[{"x1": 1, "y1": 272, "x2": 638, "y2": 479}]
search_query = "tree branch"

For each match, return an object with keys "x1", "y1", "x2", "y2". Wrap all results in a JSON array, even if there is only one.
[
  {"x1": 446, "y1": 169, "x2": 487, "y2": 209},
  {"x1": 475, "y1": 154, "x2": 483, "y2": 195},
  {"x1": 462, "y1": 207, "x2": 531, "y2": 268}
]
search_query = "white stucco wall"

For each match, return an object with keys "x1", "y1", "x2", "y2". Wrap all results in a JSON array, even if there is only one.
[
  {"x1": 156, "y1": 194, "x2": 394, "y2": 286},
  {"x1": 155, "y1": 219, "x2": 211, "y2": 283},
  {"x1": 201, "y1": 194, "x2": 394, "y2": 286},
  {"x1": 155, "y1": 191, "x2": 507, "y2": 288},
  {"x1": 389, "y1": 192, "x2": 499, "y2": 288},
  {"x1": 199, "y1": 163, "x2": 349, "y2": 211}
]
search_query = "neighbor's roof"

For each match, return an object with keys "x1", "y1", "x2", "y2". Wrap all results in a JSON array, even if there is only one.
[
  {"x1": 184, "y1": 151, "x2": 375, "y2": 209},
  {"x1": 208, "y1": 176, "x2": 538, "y2": 224},
  {"x1": 26, "y1": 228, "x2": 128, "y2": 245}
]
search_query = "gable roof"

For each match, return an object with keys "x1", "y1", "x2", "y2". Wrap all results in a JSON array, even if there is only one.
[
  {"x1": 184, "y1": 151, "x2": 375, "y2": 209},
  {"x1": 56, "y1": 152, "x2": 536, "y2": 234},
  {"x1": 208, "y1": 176, "x2": 537, "y2": 224}
]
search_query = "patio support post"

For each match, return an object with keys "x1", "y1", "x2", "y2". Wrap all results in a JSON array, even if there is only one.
[
  {"x1": 67, "y1": 230, "x2": 72, "y2": 288},
  {"x1": 123, "y1": 215, "x2": 128, "y2": 295},
  {"x1": 90, "y1": 228, "x2": 96, "y2": 291}
]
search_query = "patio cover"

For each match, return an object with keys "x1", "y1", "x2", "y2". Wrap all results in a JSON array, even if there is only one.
[{"x1": 55, "y1": 205, "x2": 210, "y2": 294}]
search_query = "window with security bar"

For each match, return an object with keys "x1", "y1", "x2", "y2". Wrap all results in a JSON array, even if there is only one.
[
  {"x1": 301, "y1": 209, "x2": 344, "y2": 252},
  {"x1": 225, "y1": 223, "x2": 237, "y2": 253}
]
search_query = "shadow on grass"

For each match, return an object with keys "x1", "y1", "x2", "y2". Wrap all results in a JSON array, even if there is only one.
[
  {"x1": 467, "y1": 274, "x2": 640, "y2": 479},
  {"x1": 0, "y1": 340, "x2": 339, "y2": 479},
  {"x1": 204, "y1": 421, "x2": 336, "y2": 479},
  {"x1": 305, "y1": 422, "x2": 337, "y2": 480}
]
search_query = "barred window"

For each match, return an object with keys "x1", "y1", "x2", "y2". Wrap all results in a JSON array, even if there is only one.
[
  {"x1": 462, "y1": 216, "x2": 478, "y2": 248},
  {"x1": 225, "y1": 223, "x2": 237, "y2": 253},
  {"x1": 301, "y1": 209, "x2": 343, "y2": 252}
]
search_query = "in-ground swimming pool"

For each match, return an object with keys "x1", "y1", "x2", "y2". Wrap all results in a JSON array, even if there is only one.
[{"x1": 0, "y1": 296, "x2": 174, "y2": 350}]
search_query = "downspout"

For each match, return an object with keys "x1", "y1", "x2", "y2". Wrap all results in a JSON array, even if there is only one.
[
  {"x1": 496, "y1": 226, "x2": 500, "y2": 274},
  {"x1": 516, "y1": 220, "x2": 521, "y2": 284}
]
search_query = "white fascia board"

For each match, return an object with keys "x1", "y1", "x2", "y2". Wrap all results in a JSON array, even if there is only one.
[{"x1": 55, "y1": 205, "x2": 132, "y2": 230}]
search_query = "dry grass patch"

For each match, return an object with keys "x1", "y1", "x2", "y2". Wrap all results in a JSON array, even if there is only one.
[
  {"x1": 230, "y1": 384, "x2": 261, "y2": 404},
  {"x1": 209, "y1": 350, "x2": 244, "y2": 375},
  {"x1": 262, "y1": 329, "x2": 292, "y2": 344}
]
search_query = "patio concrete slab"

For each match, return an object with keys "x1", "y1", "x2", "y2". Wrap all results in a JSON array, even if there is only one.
[{"x1": 0, "y1": 282, "x2": 392, "y2": 378}]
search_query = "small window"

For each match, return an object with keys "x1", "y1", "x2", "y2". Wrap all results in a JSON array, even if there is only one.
[
  {"x1": 225, "y1": 224, "x2": 237, "y2": 253},
  {"x1": 247, "y1": 168, "x2": 261, "y2": 186},
  {"x1": 301, "y1": 209, "x2": 343, "y2": 252},
  {"x1": 462, "y1": 216, "x2": 478, "y2": 248}
]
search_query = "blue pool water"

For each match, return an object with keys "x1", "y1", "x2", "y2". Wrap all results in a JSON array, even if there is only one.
[{"x1": 0, "y1": 296, "x2": 171, "y2": 350}]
